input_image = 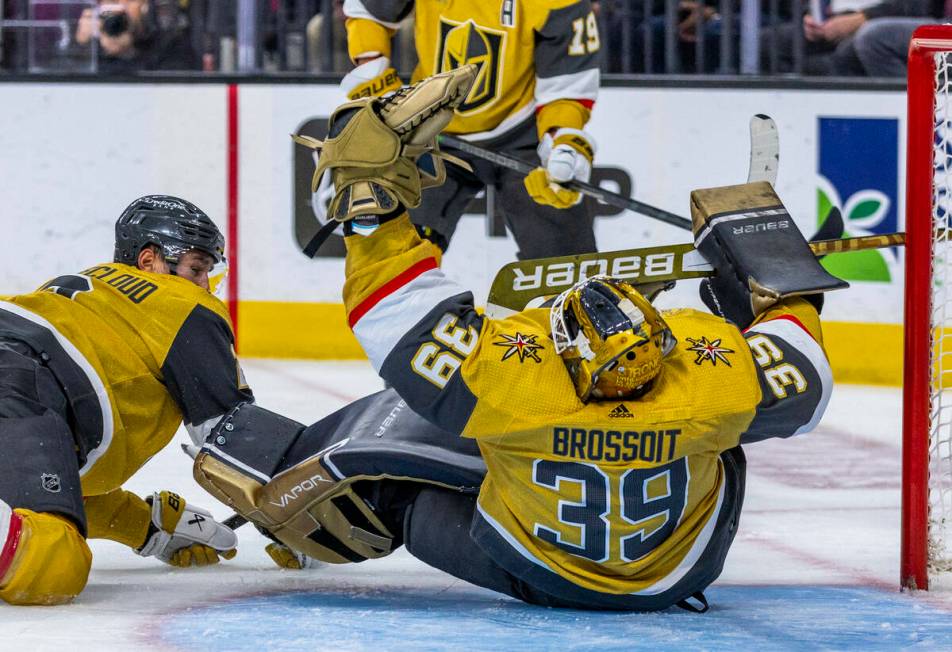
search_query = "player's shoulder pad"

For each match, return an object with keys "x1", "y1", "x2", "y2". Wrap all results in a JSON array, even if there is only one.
[
  {"x1": 343, "y1": 0, "x2": 413, "y2": 25},
  {"x1": 136, "y1": 267, "x2": 232, "y2": 328},
  {"x1": 527, "y1": 0, "x2": 591, "y2": 26}
]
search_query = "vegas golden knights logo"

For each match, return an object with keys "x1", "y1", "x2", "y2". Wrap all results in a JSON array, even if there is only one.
[{"x1": 435, "y1": 18, "x2": 504, "y2": 114}]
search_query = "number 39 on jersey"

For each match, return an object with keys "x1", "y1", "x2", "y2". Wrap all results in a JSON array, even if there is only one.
[{"x1": 411, "y1": 313, "x2": 480, "y2": 388}]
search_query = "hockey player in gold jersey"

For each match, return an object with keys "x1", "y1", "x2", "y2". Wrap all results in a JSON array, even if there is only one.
[
  {"x1": 340, "y1": 0, "x2": 601, "y2": 259},
  {"x1": 193, "y1": 68, "x2": 841, "y2": 611},
  {"x1": 0, "y1": 196, "x2": 252, "y2": 606}
]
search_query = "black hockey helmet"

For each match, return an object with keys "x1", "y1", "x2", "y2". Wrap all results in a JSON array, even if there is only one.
[{"x1": 114, "y1": 195, "x2": 225, "y2": 268}]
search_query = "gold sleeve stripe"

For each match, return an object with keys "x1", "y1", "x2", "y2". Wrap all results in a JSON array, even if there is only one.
[
  {"x1": 535, "y1": 98, "x2": 592, "y2": 137},
  {"x1": 345, "y1": 17, "x2": 393, "y2": 62},
  {"x1": 750, "y1": 297, "x2": 824, "y2": 347}
]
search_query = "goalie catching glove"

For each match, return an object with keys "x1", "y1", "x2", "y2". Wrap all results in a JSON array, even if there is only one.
[
  {"x1": 136, "y1": 491, "x2": 237, "y2": 567},
  {"x1": 691, "y1": 181, "x2": 847, "y2": 330},
  {"x1": 292, "y1": 64, "x2": 478, "y2": 223},
  {"x1": 524, "y1": 128, "x2": 596, "y2": 209}
]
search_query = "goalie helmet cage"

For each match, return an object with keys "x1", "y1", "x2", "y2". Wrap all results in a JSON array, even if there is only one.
[{"x1": 903, "y1": 23, "x2": 952, "y2": 591}]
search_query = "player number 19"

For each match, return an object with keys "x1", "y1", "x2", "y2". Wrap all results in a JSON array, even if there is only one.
[{"x1": 569, "y1": 12, "x2": 600, "y2": 56}]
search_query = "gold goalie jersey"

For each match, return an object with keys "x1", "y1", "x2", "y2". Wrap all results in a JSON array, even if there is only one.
[
  {"x1": 0, "y1": 264, "x2": 252, "y2": 497},
  {"x1": 343, "y1": 0, "x2": 600, "y2": 138},
  {"x1": 344, "y1": 216, "x2": 833, "y2": 596}
]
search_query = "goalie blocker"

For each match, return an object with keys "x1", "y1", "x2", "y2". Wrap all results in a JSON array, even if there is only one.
[{"x1": 691, "y1": 181, "x2": 848, "y2": 329}]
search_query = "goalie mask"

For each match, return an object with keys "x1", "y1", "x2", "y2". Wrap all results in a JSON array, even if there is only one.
[{"x1": 551, "y1": 276, "x2": 676, "y2": 402}]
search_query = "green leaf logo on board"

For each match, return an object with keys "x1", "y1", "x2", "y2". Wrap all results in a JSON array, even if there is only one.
[
  {"x1": 816, "y1": 176, "x2": 896, "y2": 283},
  {"x1": 816, "y1": 117, "x2": 899, "y2": 284}
]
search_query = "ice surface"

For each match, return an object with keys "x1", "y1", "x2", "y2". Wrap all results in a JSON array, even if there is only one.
[{"x1": 2, "y1": 360, "x2": 950, "y2": 651}]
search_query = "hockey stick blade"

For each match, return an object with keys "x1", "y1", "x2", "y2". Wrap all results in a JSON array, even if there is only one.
[
  {"x1": 486, "y1": 231, "x2": 906, "y2": 317},
  {"x1": 811, "y1": 207, "x2": 845, "y2": 245},
  {"x1": 437, "y1": 134, "x2": 693, "y2": 231},
  {"x1": 223, "y1": 513, "x2": 249, "y2": 530},
  {"x1": 747, "y1": 115, "x2": 779, "y2": 185}
]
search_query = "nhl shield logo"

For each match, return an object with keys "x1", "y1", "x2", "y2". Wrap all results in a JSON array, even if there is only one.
[{"x1": 41, "y1": 473, "x2": 61, "y2": 493}]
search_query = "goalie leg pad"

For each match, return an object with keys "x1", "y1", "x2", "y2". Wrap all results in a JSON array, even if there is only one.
[
  {"x1": 691, "y1": 181, "x2": 847, "y2": 328},
  {"x1": 192, "y1": 403, "x2": 305, "y2": 522},
  {"x1": 193, "y1": 403, "x2": 396, "y2": 563}
]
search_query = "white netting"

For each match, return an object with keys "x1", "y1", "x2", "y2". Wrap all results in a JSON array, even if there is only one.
[{"x1": 929, "y1": 51, "x2": 952, "y2": 574}]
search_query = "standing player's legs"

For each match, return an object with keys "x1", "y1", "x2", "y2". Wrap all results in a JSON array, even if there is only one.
[
  {"x1": 0, "y1": 339, "x2": 90, "y2": 605},
  {"x1": 495, "y1": 124, "x2": 597, "y2": 260},
  {"x1": 408, "y1": 120, "x2": 596, "y2": 258},
  {"x1": 408, "y1": 150, "x2": 487, "y2": 252}
]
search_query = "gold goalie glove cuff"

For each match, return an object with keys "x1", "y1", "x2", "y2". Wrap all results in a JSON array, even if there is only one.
[
  {"x1": 136, "y1": 491, "x2": 237, "y2": 567},
  {"x1": 292, "y1": 64, "x2": 477, "y2": 223}
]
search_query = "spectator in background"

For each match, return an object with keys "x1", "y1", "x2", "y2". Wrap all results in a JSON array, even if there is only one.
[
  {"x1": 75, "y1": 0, "x2": 197, "y2": 73},
  {"x1": 759, "y1": 0, "x2": 883, "y2": 74},
  {"x1": 839, "y1": 0, "x2": 948, "y2": 76},
  {"x1": 603, "y1": 0, "x2": 790, "y2": 74}
]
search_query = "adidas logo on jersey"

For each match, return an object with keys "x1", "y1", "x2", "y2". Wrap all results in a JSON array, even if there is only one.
[{"x1": 608, "y1": 404, "x2": 634, "y2": 418}]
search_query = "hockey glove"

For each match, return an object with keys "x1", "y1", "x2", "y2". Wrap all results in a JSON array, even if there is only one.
[
  {"x1": 340, "y1": 57, "x2": 404, "y2": 100},
  {"x1": 292, "y1": 65, "x2": 477, "y2": 223},
  {"x1": 137, "y1": 491, "x2": 238, "y2": 568},
  {"x1": 691, "y1": 181, "x2": 846, "y2": 330},
  {"x1": 524, "y1": 128, "x2": 596, "y2": 209},
  {"x1": 265, "y1": 542, "x2": 320, "y2": 570}
]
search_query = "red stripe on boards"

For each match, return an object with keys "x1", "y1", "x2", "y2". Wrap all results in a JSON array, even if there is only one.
[
  {"x1": 0, "y1": 511, "x2": 23, "y2": 580},
  {"x1": 348, "y1": 258, "x2": 439, "y2": 329},
  {"x1": 227, "y1": 84, "x2": 240, "y2": 350}
]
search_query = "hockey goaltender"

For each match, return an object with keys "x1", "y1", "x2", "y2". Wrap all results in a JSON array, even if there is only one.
[{"x1": 192, "y1": 65, "x2": 845, "y2": 612}]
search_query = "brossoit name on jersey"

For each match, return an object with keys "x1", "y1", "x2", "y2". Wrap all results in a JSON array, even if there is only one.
[{"x1": 553, "y1": 427, "x2": 681, "y2": 463}]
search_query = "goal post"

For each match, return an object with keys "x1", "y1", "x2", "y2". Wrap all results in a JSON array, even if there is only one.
[{"x1": 902, "y1": 23, "x2": 952, "y2": 591}]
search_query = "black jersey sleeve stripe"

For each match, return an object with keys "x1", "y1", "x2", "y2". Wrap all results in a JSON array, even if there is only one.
[
  {"x1": 377, "y1": 293, "x2": 484, "y2": 436},
  {"x1": 740, "y1": 318, "x2": 832, "y2": 444},
  {"x1": 161, "y1": 304, "x2": 254, "y2": 426},
  {"x1": 534, "y1": 1, "x2": 601, "y2": 88},
  {"x1": 342, "y1": 0, "x2": 414, "y2": 26}
]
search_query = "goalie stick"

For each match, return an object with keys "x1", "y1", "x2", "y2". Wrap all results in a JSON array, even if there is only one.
[
  {"x1": 486, "y1": 230, "x2": 905, "y2": 317},
  {"x1": 747, "y1": 114, "x2": 780, "y2": 185}
]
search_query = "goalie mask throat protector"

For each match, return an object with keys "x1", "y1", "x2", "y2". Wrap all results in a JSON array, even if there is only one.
[{"x1": 551, "y1": 276, "x2": 676, "y2": 402}]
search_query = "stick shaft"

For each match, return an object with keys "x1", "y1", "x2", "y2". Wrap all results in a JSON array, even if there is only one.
[
  {"x1": 809, "y1": 232, "x2": 906, "y2": 255},
  {"x1": 437, "y1": 134, "x2": 693, "y2": 231}
]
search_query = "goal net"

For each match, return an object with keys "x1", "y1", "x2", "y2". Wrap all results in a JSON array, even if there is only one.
[{"x1": 903, "y1": 24, "x2": 952, "y2": 591}]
